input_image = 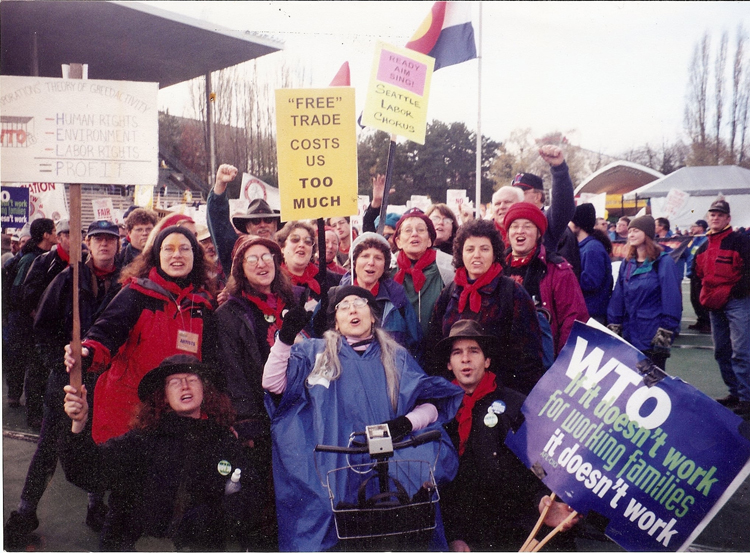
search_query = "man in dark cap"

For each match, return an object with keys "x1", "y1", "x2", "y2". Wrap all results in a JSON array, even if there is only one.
[
  {"x1": 207, "y1": 163, "x2": 283, "y2": 276},
  {"x1": 693, "y1": 200, "x2": 750, "y2": 418},
  {"x1": 512, "y1": 145, "x2": 580, "y2": 279},
  {"x1": 686, "y1": 219, "x2": 710, "y2": 333},
  {"x1": 439, "y1": 320, "x2": 579, "y2": 551},
  {"x1": 569, "y1": 203, "x2": 612, "y2": 324}
]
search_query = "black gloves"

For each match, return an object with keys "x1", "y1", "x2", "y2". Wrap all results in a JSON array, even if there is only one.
[
  {"x1": 279, "y1": 301, "x2": 312, "y2": 345},
  {"x1": 383, "y1": 415, "x2": 413, "y2": 442}
]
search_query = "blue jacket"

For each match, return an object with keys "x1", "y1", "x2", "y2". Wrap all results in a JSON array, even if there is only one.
[
  {"x1": 607, "y1": 252, "x2": 682, "y2": 351},
  {"x1": 340, "y1": 273, "x2": 423, "y2": 360},
  {"x1": 578, "y1": 235, "x2": 612, "y2": 319},
  {"x1": 266, "y1": 337, "x2": 462, "y2": 551}
]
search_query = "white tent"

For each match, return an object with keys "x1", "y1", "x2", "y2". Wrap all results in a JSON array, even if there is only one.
[{"x1": 624, "y1": 166, "x2": 750, "y2": 229}]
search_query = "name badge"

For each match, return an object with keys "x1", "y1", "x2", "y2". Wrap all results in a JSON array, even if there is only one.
[{"x1": 177, "y1": 330, "x2": 199, "y2": 353}]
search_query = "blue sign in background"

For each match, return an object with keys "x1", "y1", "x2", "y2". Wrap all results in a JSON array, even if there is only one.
[
  {"x1": 1, "y1": 186, "x2": 30, "y2": 229},
  {"x1": 506, "y1": 322, "x2": 750, "y2": 551}
]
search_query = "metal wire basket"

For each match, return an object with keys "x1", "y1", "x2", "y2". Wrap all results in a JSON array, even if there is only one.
[{"x1": 325, "y1": 459, "x2": 439, "y2": 541}]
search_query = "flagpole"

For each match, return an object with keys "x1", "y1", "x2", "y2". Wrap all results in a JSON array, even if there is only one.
[{"x1": 474, "y1": 2, "x2": 483, "y2": 220}]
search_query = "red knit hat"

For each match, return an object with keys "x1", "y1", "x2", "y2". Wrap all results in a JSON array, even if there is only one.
[
  {"x1": 503, "y1": 202, "x2": 548, "y2": 236},
  {"x1": 394, "y1": 208, "x2": 437, "y2": 245}
]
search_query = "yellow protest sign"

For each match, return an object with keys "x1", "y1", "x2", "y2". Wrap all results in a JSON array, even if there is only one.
[
  {"x1": 275, "y1": 88, "x2": 358, "y2": 221},
  {"x1": 361, "y1": 41, "x2": 435, "y2": 144}
]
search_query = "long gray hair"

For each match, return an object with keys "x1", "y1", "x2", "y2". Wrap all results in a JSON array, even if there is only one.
[{"x1": 306, "y1": 328, "x2": 402, "y2": 411}]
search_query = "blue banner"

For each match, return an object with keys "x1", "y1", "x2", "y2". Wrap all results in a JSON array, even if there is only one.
[
  {"x1": 1, "y1": 186, "x2": 30, "y2": 229},
  {"x1": 506, "y1": 322, "x2": 750, "y2": 551}
]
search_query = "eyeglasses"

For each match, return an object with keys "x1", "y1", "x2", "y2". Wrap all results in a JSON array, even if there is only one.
[
  {"x1": 161, "y1": 245, "x2": 193, "y2": 255},
  {"x1": 252, "y1": 217, "x2": 278, "y2": 225},
  {"x1": 400, "y1": 225, "x2": 428, "y2": 236},
  {"x1": 508, "y1": 222, "x2": 538, "y2": 233},
  {"x1": 335, "y1": 297, "x2": 368, "y2": 311},
  {"x1": 288, "y1": 235, "x2": 314, "y2": 247},
  {"x1": 429, "y1": 216, "x2": 453, "y2": 225},
  {"x1": 166, "y1": 375, "x2": 201, "y2": 389},
  {"x1": 244, "y1": 252, "x2": 275, "y2": 266},
  {"x1": 383, "y1": 233, "x2": 394, "y2": 241}
]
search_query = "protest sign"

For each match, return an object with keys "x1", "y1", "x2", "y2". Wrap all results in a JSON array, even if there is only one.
[
  {"x1": 10, "y1": 182, "x2": 69, "y2": 222},
  {"x1": 275, "y1": 88, "x2": 358, "y2": 221},
  {"x1": 659, "y1": 189, "x2": 691, "y2": 220},
  {"x1": 446, "y1": 189, "x2": 467, "y2": 219},
  {"x1": 1, "y1": 76, "x2": 158, "y2": 186},
  {"x1": 241, "y1": 173, "x2": 280, "y2": 211},
  {"x1": 361, "y1": 42, "x2": 434, "y2": 144},
  {"x1": 92, "y1": 198, "x2": 114, "y2": 221},
  {"x1": 1, "y1": 186, "x2": 30, "y2": 229},
  {"x1": 133, "y1": 185, "x2": 154, "y2": 209},
  {"x1": 506, "y1": 322, "x2": 750, "y2": 551}
]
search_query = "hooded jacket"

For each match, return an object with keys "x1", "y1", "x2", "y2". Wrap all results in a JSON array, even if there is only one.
[
  {"x1": 82, "y1": 268, "x2": 216, "y2": 444},
  {"x1": 607, "y1": 252, "x2": 682, "y2": 351}
]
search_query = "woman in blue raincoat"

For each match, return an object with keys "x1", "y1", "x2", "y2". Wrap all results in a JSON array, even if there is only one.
[
  {"x1": 607, "y1": 216, "x2": 682, "y2": 369},
  {"x1": 263, "y1": 285, "x2": 463, "y2": 551}
]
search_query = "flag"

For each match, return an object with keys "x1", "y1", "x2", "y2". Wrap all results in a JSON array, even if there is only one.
[
  {"x1": 329, "y1": 62, "x2": 351, "y2": 86},
  {"x1": 406, "y1": 1, "x2": 476, "y2": 70}
]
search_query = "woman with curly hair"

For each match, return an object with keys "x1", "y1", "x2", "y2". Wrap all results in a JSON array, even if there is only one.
[
  {"x1": 339, "y1": 232, "x2": 422, "y2": 359},
  {"x1": 61, "y1": 355, "x2": 262, "y2": 551},
  {"x1": 65, "y1": 226, "x2": 217, "y2": 446},
  {"x1": 276, "y1": 220, "x2": 341, "y2": 303},
  {"x1": 425, "y1": 219, "x2": 543, "y2": 395}
]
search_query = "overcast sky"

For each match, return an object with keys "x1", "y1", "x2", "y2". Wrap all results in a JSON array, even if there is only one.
[{"x1": 149, "y1": 1, "x2": 748, "y2": 157}]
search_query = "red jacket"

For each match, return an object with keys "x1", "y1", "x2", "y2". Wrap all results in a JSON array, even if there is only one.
[
  {"x1": 83, "y1": 268, "x2": 216, "y2": 444},
  {"x1": 694, "y1": 226, "x2": 750, "y2": 310}
]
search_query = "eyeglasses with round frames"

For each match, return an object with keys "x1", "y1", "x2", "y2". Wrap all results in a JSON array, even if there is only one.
[
  {"x1": 244, "y1": 252, "x2": 275, "y2": 266},
  {"x1": 335, "y1": 297, "x2": 368, "y2": 311}
]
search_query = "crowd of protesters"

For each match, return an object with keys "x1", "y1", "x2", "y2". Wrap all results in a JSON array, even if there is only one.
[{"x1": 2, "y1": 142, "x2": 749, "y2": 551}]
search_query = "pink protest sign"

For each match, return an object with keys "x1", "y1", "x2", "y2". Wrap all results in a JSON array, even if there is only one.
[{"x1": 377, "y1": 49, "x2": 427, "y2": 96}]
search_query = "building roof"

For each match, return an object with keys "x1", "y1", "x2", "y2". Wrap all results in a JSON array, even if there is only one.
[
  {"x1": 1, "y1": 1, "x2": 283, "y2": 88},
  {"x1": 624, "y1": 165, "x2": 750, "y2": 199},
  {"x1": 575, "y1": 160, "x2": 664, "y2": 196}
]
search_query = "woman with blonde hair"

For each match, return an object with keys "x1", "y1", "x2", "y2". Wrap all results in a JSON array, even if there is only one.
[{"x1": 262, "y1": 285, "x2": 462, "y2": 551}]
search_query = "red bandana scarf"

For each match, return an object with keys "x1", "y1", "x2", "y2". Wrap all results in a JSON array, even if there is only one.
[
  {"x1": 91, "y1": 263, "x2": 117, "y2": 279},
  {"x1": 453, "y1": 371, "x2": 497, "y2": 456},
  {"x1": 57, "y1": 246, "x2": 70, "y2": 265},
  {"x1": 353, "y1": 278, "x2": 380, "y2": 298},
  {"x1": 507, "y1": 245, "x2": 538, "y2": 270},
  {"x1": 393, "y1": 249, "x2": 437, "y2": 293},
  {"x1": 283, "y1": 263, "x2": 321, "y2": 295},
  {"x1": 242, "y1": 291, "x2": 285, "y2": 346},
  {"x1": 454, "y1": 263, "x2": 503, "y2": 313}
]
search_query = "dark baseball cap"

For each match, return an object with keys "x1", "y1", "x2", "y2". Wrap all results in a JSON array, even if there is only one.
[
  {"x1": 512, "y1": 172, "x2": 544, "y2": 191},
  {"x1": 86, "y1": 220, "x2": 120, "y2": 238},
  {"x1": 708, "y1": 200, "x2": 730, "y2": 214}
]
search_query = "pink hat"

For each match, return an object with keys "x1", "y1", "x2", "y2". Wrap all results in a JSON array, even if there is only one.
[{"x1": 503, "y1": 202, "x2": 548, "y2": 236}]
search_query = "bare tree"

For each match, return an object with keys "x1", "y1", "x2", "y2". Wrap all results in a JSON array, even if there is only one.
[
  {"x1": 685, "y1": 33, "x2": 711, "y2": 164},
  {"x1": 739, "y1": 57, "x2": 750, "y2": 165},
  {"x1": 714, "y1": 31, "x2": 728, "y2": 163},
  {"x1": 729, "y1": 26, "x2": 746, "y2": 163}
]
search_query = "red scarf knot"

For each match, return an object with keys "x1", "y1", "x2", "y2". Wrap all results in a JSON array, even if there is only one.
[
  {"x1": 353, "y1": 278, "x2": 380, "y2": 298},
  {"x1": 242, "y1": 290, "x2": 285, "y2": 346},
  {"x1": 453, "y1": 371, "x2": 497, "y2": 457},
  {"x1": 283, "y1": 263, "x2": 321, "y2": 295},
  {"x1": 393, "y1": 249, "x2": 437, "y2": 293},
  {"x1": 454, "y1": 263, "x2": 503, "y2": 313}
]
